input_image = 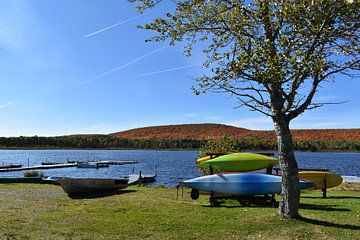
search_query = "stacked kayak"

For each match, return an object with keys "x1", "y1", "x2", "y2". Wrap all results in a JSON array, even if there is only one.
[
  {"x1": 299, "y1": 171, "x2": 342, "y2": 189},
  {"x1": 182, "y1": 173, "x2": 314, "y2": 196},
  {"x1": 199, "y1": 153, "x2": 278, "y2": 172},
  {"x1": 185, "y1": 152, "x2": 313, "y2": 201}
]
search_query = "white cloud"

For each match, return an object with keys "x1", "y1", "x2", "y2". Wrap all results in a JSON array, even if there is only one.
[
  {"x1": 207, "y1": 116, "x2": 222, "y2": 121},
  {"x1": 0, "y1": 1, "x2": 65, "y2": 71},
  {"x1": 0, "y1": 0, "x2": 43, "y2": 51},
  {"x1": 226, "y1": 117, "x2": 273, "y2": 130},
  {"x1": 0, "y1": 102, "x2": 14, "y2": 109},
  {"x1": 67, "y1": 123, "x2": 122, "y2": 135},
  {"x1": 184, "y1": 113, "x2": 197, "y2": 118},
  {"x1": 73, "y1": 45, "x2": 167, "y2": 87}
]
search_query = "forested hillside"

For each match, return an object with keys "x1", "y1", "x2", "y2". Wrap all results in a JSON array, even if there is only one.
[{"x1": 0, "y1": 124, "x2": 359, "y2": 151}]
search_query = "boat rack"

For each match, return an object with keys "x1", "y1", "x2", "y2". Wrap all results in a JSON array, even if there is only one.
[
  {"x1": 208, "y1": 165, "x2": 278, "y2": 207},
  {"x1": 210, "y1": 193, "x2": 278, "y2": 208},
  {"x1": 273, "y1": 167, "x2": 330, "y2": 198}
]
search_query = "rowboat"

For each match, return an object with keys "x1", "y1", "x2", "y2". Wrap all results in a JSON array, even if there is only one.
[{"x1": 59, "y1": 178, "x2": 129, "y2": 195}]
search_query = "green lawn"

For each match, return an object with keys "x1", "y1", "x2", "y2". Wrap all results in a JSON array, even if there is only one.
[{"x1": 0, "y1": 183, "x2": 359, "y2": 240}]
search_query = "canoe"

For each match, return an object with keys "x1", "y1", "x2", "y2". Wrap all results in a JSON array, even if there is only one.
[
  {"x1": 59, "y1": 178, "x2": 128, "y2": 195},
  {"x1": 181, "y1": 173, "x2": 314, "y2": 196},
  {"x1": 299, "y1": 171, "x2": 343, "y2": 189},
  {"x1": 199, "y1": 153, "x2": 278, "y2": 172}
]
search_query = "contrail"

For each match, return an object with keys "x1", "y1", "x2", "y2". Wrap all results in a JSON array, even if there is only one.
[
  {"x1": 138, "y1": 64, "x2": 202, "y2": 77},
  {"x1": 0, "y1": 102, "x2": 14, "y2": 109},
  {"x1": 84, "y1": 14, "x2": 144, "y2": 38},
  {"x1": 73, "y1": 45, "x2": 167, "y2": 87}
]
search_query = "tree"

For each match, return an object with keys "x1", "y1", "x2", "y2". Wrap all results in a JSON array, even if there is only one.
[{"x1": 129, "y1": 0, "x2": 360, "y2": 218}]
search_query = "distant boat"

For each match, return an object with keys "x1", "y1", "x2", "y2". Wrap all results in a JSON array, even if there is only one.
[
  {"x1": 41, "y1": 162, "x2": 63, "y2": 166},
  {"x1": 0, "y1": 164, "x2": 22, "y2": 169},
  {"x1": 76, "y1": 162, "x2": 109, "y2": 168},
  {"x1": 59, "y1": 178, "x2": 129, "y2": 195}
]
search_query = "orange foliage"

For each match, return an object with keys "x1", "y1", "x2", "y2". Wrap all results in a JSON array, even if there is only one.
[{"x1": 110, "y1": 124, "x2": 360, "y2": 142}]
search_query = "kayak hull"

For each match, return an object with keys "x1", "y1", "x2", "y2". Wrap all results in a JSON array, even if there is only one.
[
  {"x1": 299, "y1": 171, "x2": 343, "y2": 189},
  {"x1": 182, "y1": 173, "x2": 314, "y2": 196},
  {"x1": 199, "y1": 153, "x2": 278, "y2": 172}
]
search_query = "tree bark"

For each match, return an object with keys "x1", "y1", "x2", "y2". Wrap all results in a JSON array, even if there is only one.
[{"x1": 273, "y1": 117, "x2": 300, "y2": 218}]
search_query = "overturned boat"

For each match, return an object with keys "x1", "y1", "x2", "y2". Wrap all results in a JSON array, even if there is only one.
[{"x1": 59, "y1": 177, "x2": 129, "y2": 195}]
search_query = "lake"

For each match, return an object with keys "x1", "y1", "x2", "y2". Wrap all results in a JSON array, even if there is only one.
[{"x1": 0, "y1": 150, "x2": 359, "y2": 187}]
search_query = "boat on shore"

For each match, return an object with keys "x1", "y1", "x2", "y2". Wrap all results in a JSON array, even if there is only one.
[{"x1": 59, "y1": 177, "x2": 129, "y2": 195}]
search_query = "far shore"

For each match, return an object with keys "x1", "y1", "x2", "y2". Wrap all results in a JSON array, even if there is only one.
[{"x1": 0, "y1": 147, "x2": 360, "y2": 153}]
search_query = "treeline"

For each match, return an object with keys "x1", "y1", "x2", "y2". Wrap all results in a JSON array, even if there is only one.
[
  {"x1": 0, "y1": 136, "x2": 203, "y2": 149},
  {"x1": 0, "y1": 135, "x2": 359, "y2": 151}
]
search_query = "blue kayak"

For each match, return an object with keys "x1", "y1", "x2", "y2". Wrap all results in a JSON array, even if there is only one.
[{"x1": 181, "y1": 173, "x2": 314, "y2": 196}]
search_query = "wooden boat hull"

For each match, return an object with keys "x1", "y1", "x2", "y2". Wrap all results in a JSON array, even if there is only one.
[
  {"x1": 59, "y1": 178, "x2": 128, "y2": 195},
  {"x1": 299, "y1": 171, "x2": 343, "y2": 189},
  {"x1": 199, "y1": 153, "x2": 278, "y2": 172},
  {"x1": 181, "y1": 173, "x2": 314, "y2": 196}
]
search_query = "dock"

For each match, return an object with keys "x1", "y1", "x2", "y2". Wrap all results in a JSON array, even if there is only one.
[
  {"x1": 93, "y1": 160, "x2": 138, "y2": 165},
  {"x1": 0, "y1": 160, "x2": 138, "y2": 173},
  {"x1": 0, "y1": 163, "x2": 77, "y2": 172}
]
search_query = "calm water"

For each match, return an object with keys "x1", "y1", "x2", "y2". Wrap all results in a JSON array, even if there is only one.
[{"x1": 0, "y1": 150, "x2": 359, "y2": 187}]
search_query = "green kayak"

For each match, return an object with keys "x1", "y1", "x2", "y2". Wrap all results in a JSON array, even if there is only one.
[{"x1": 199, "y1": 153, "x2": 278, "y2": 172}]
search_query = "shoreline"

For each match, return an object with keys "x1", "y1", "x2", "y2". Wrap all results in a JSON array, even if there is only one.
[{"x1": 0, "y1": 147, "x2": 359, "y2": 153}]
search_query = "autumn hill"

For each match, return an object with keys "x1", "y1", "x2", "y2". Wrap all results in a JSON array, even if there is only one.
[
  {"x1": 0, "y1": 124, "x2": 359, "y2": 151},
  {"x1": 110, "y1": 123, "x2": 360, "y2": 142}
]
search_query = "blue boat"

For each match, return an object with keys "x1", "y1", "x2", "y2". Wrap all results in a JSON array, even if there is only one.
[{"x1": 181, "y1": 173, "x2": 314, "y2": 196}]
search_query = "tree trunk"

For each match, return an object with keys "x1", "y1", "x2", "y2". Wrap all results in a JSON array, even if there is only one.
[{"x1": 273, "y1": 118, "x2": 300, "y2": 218}]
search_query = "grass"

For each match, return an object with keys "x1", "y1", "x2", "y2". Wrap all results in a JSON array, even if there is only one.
[{"x1": 0, "y1": 184, "x2": 359, "y2": 240}]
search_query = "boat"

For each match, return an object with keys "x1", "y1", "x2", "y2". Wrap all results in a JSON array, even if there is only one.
[
  {"x1": 76, "y1": 162, "x2": 109, "y2": 168},
  {"x1": 0, "y1": 164, "x2": 22, "y2": 169},
  {"x1": 181, "y1": 173, "x2": 314, "y2": 196},
  {"x1": 196, "y1": 156, "x2": 213, "y2": 165},
  {"x1": 41, "y1": 162, "x2": 63, "y2": 165},
  {"x1": 42, "y1": 176, "x2": 60, "y2": 185},
  {"x1": 59, "y1": 177, "x2": 129, "y2": 195},
  {"x1": 199, "y1": 153, "x2": 278, "y2": 172},
  {"x1": 299, "y1": 171, "x2": 343, "y2": 189}
]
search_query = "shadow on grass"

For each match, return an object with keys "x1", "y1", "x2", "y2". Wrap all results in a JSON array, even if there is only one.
[
  {"x1": 67, "y1": 189, "x2": 137, "y2": 199},
  {"x1": 297, "y1": 216, "x2": 360, "y2": 230},
  {"x1": 302, "y1": 196, "x2": 360, "y2": 200},
  {"x1": 201, "y1": 201, "x2": 277, "y2": 209},
  {"x1": 300, "y1": 203, "x2": 350, "y2": 212}
]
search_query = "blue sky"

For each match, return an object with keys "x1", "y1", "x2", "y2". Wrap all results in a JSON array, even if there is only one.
[{"x1": 0, "y1": 0, "x2": 359, "y2": 137}]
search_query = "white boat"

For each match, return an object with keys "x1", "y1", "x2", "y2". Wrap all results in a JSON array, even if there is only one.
[
  {"x1": 59, "y1": 177, "x2": 129, "y2": 195},
  {"x1": 76, "y1": 162, "x2": 109, "y2": 168}
]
